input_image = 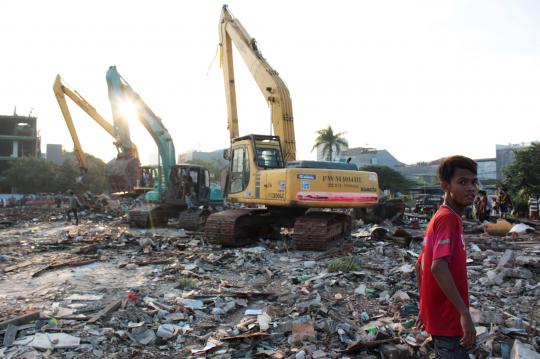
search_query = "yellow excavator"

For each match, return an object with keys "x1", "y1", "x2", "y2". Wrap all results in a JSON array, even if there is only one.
[
  {"x1": 53, "y1": 75, "x2": 142, "y2": 193},
  {"x1": 204, "y1": 6, "x2": 380, "y2": 250}
]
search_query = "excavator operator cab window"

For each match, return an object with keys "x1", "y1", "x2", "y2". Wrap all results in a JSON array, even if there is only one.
[
  {"x1": 255, "y1": 147, "x2": 283, "y2": 169},
  {"x1": 230, "y1": 146, "x2": 249, "y2": 193},
  {"x1": 189, "y1": 169, "x2": 199, "y2": 197},
  {"x1": 199, "y1": 169, "x2": 210, "y2": 200}
]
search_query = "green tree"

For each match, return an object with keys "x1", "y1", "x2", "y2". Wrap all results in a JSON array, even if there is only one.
[
  {"x1": 5, "y1": 157, "x2": 57, "y2": 193},
  {"x1": 503, "y1": 143, "x2": 540, "y2": 212},
  {"x1": 4, "y1": 153, "x2": 109, "y2": 194},
  {"x1": 312, "y1": 125, "x2": 348, "y2": 161},
  {"x1": 360, "y1": 165, "x2": 417, "y2": 193},
  {"x1": 55, "y1": 157, "x2": 79, "y2": 192},
  {"x1": 62, "y1": 152, "x2": 109, "y2": 194},
  {"x1": 84, "y1": 154, "x2": 109, "y2": 193}
]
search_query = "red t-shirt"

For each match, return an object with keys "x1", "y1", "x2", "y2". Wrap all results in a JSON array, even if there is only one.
[{"x1": 418, "y1": 205, "x2": 469, "y2": 336}]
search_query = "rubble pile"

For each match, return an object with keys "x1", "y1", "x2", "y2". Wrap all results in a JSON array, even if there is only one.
[{"x1": 0, "y1": 208, "x2": 539, "y2": 358}]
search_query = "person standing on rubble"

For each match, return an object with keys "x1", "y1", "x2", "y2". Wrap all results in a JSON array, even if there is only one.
[
  {"x1": 416, "y1": 156, "x2": 477, "y2": 358},
  {"x1": 498, "y1": 189, "x2": 512, "y2": 219},
  {"x1": 529, "y1": 194, "x2": 538, "y2": 220},
  {"x1": 476, "y1": 190, "x2": 488, "y2": 223},
  {"x1": 55, "y1": 193, "x2": 62, "y2": 209},
  {"x1": 66, "y1": 190, "x2": 82, "y2": 225}
]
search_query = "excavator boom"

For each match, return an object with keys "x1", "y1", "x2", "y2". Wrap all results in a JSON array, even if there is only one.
[
  {"x1": 219, "y1": 5, "x2": 296, "y2": 162},
  {"x1": 106, "y1": 66, "x2": 175, "y2": 198}
]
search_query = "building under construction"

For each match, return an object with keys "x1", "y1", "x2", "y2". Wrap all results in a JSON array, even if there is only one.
[{"x1": 0, "y1": 114, "x2": 41, "y2": 181}]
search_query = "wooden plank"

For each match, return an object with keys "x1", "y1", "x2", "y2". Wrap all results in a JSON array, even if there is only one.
[
  {"x1": 87, "y1": 300, "x2": 122, "y2": 324},
  {"x1": 31, "y1": 257, "x2": 98, "y2": 278},
  {"x1": 0, "y1": 311, "x2": 40, "y2": 330}
]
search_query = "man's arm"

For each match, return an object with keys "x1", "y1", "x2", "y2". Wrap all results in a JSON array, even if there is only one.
[
  {"x1": 414, "y1": 256, "x2": 424, "y2": 329},
  {"x1": 415, "y1": 256, "x2": 422, "y2": 290},
  {"x1": 431, "y1": 259, "x2": 476, "y2": 347}
]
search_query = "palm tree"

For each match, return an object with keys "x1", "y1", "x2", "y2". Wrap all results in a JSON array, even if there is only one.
[{"x1": 312, "y1": 125, "x2": 348, "y2": 161}]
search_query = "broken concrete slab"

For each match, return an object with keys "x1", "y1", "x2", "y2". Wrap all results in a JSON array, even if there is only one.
[
  {"x1": 13, "y1": 333, "x2": 80, "y2": 350},
  {"x1": 2, "y1": 324, "x2": 17, "y2": 347},
  {"x1": 510, "y1": 339, "x2": 540, "y2": 359},
  {"x1": 130, "y1": 328, "x2": 156, "y2": 345},
  {"x1": 498, "y1": 249, "x2": 515, "y2": 269},
  {"x1": 65, "y1": 293, "x2": 104, "y2": 301}
]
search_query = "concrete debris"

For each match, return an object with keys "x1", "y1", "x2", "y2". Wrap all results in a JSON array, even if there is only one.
[
  {"x1": 511, "y1": 340, "x2": 540, "y2": 359},
  {"x1": 65, "y1": 294, "x2": 103, "y2": 301},
  {"x1": 257, "y1": 312, "x2": 272, "y2": 331},
  {"x1": 0, "y1": 204, "x2": 538, "y2": 357},
  {"x1": 13, "y1": 333, "x2": 80, "y2": 350}
]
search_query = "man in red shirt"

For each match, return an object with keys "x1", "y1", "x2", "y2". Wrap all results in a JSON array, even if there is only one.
[{"x1": 416, "y1": 156, "x2": 477, "y2": 358}]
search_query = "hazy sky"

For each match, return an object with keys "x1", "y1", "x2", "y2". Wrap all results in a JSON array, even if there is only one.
[{"x1": 1, "y1": 0, "x2": 539, "y2": 165}]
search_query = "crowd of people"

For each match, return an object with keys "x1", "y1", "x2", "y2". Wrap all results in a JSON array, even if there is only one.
[{"x1": 471, "y1": 188, "x2": 539, "y2": 223}]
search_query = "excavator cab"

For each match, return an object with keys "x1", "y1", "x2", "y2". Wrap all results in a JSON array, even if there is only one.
[
  {"x1": 227, "y1": 135, "x2": 283, "y2": 194},
  {"x1": 253, "y1": 137, "x2": 284, "y2": 169},
  {"x1": 166, "y1": 164, "x2": 211, "y2": 206}
]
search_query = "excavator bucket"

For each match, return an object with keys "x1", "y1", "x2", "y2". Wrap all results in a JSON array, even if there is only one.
[{"x1": 105, "y1": 155, "x2": 141, "y2": 193}]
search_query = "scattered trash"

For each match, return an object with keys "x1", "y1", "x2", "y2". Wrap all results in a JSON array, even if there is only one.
[
  {"x1": 484, "y1": 219, "x2": 513, "y2": 236},
  {"x1": 245, "y1": 309, "x2": 263, "y2": 316},
  {"x1": 0, "y1": 204, "x2": 537, "y2": 357}
]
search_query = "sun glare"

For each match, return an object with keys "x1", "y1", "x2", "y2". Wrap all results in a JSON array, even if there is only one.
[{"x1": 117, "y1": 100, "x2": 139, "y2": 124}]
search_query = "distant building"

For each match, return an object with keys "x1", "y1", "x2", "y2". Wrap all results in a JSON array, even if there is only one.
[
  {"x1": 496, "y1": 143, "x2": 533, "y2": 181},
  {"x1": 0, "y1": 114, "x2": 41, "y2": 174},
  {"x1": 476, "y1": 158, "x2": 496, "y2": 182},
  {"x1": 46, "y1": 144, "x2": 65, "y2": 166},
  {"x1": 396, "y1": 157, "x2": 497, "y2": 187},
  {"x1": 396, "y1": 161, "x2": 439, "y2": 185},
  {"x1": 178, "y1": 149, "x2": 226, "y2": 164},
  {"x1": 346, "y1": 147, "x2": 403, "y2": 169}
]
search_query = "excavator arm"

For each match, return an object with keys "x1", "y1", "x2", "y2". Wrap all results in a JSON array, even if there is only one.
[
  {"x1": 106, "y1": 66, "x2": 175, "y2": 195},
  {"x1": 54, "y1": 75, "x2": 108, "y2": 174},
  {"x1": 53, "y1": 74, "x2": 140, "y2": 190},
  {"x1": 219, "y1": 5, "x2": 296, "y2": 162}
]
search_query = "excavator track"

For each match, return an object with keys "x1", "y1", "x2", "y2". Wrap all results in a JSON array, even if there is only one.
[
  {"x1": 177, "y1": 209, "x2": 208, "y2": 231},
  {"x1": 204, "y1": 208, "x2": 268, "y2": 246},
  {"x1": 293, "y1": 211, "x2": 352, "y2": 251}
]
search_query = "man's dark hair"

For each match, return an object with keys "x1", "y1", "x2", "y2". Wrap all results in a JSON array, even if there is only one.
[{"x1": 437, "y1": 156, "x2": 477, "y2": 183}]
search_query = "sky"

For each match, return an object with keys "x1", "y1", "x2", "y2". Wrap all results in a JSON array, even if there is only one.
[{"x1": 1, "y1": 0, "x2": 539, "y2": 165}]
